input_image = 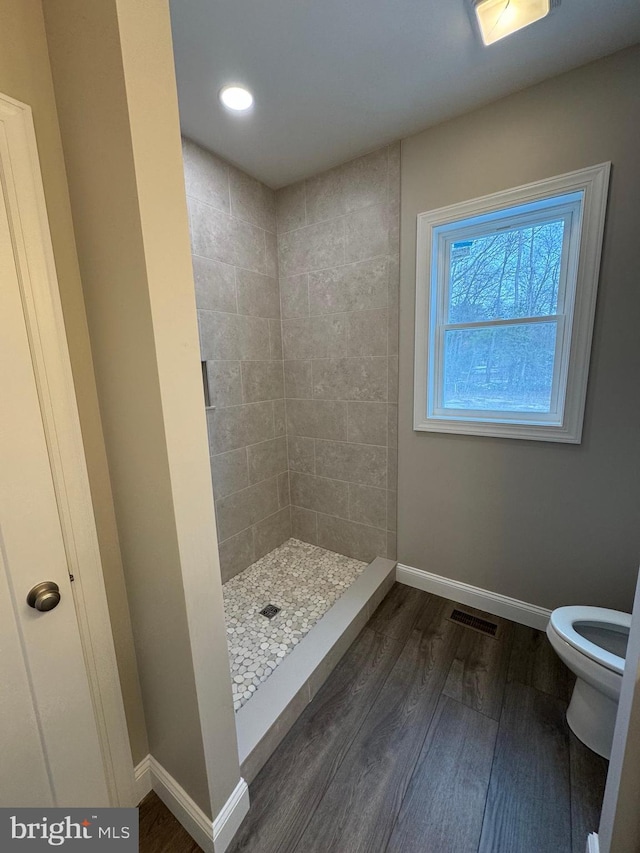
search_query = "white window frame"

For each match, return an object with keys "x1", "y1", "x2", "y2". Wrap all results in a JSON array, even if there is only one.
[{"x1": 414, "y1": 163, "x2": 610, "y2": 443}]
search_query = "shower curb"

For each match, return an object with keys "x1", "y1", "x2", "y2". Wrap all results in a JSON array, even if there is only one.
[{"x1": 235, "y1": 556, "x2": 397, "y2": 783}]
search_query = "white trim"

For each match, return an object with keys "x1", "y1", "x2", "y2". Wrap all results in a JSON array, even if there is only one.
[
  {"x1": 0, "y1": 92, "x2": 134, "y2": 805},
  {"x1": 212, "y1": 777, "x2": 251, "y2": 853},
  {"x1": 414, "y1": 162, "x2": 610, "y2": 443},
  {"x1": 149, "y1": 757, "x2": 214, "y2": 853},
  {"x1": 144, "y1": 755, "x2": 249, "y2": 853},
  {"x1": 396, "y1": 563, "x2": 551, "y2": 630},
  {"x1": 134, "y1": 756, "x2": 152, "y2": 805},
  {"x1": 586, "y1": 832, "x2": 600, "y2": 853}
]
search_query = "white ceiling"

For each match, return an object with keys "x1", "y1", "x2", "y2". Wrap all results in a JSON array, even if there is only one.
[{"x1": 169, "y1": 1, "x2": 640, "y2": 188}]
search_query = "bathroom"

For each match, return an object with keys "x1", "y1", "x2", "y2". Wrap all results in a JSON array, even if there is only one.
[
  {"x1": 5, "y1": 2, "x2": 638, "y2": 853},
  {"x1": 172, "y1": 0, "x2": 640, "y2": 844}
]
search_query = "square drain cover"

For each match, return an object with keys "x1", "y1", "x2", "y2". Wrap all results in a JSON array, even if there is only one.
[{"x1": 260, "y1": 604, "x2": 281, "y2": 619}]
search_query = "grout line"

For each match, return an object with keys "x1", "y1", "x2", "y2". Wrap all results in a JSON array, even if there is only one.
[
  {"x1": 191, "y1": 251, "x2": 276, "y2": 281},
  {"x1": 280, "y1": 252, "x2": 389, "y2": 279},
  {"x1": 218, "y1": 504, "x2": 291, "y2": 548},
  {"x1": 286, "y1": 507, "x2": 388, "y2": 535},
  {"x1": 280, "y1": 199, "x2": 387, "y2": 236},
  {"x1": 303, "y1": 179, "x2": 308, "y2": 228},
  {"x1": 290, "y1": 469, "x2": 388, "y2": 493}
]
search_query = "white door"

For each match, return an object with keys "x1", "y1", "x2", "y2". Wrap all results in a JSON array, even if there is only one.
[{"x1": 0, "y1": 109, "x2": 110, "y2": 807}]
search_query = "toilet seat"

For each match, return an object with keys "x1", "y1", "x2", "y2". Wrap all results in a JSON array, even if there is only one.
[{"x1": 549, "y1": 606, "x2": 630, "y2": 675}]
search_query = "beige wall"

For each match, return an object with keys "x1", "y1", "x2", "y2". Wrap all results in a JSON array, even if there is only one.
[
  {"x1": 183, "y1": 138, "x2": 291, "y2": 582},
  {"x1": 276, "y1": 145, "x2": 400, "y2": 562},
  {"x1": 44, "y1": 0, "x2": 241, "y2": 818},
  {"x1": 399, "y1": 46, "x2": 640, "y2": 612},
  {"x1": 0, "y1": 0, "x2": 148, "y2": 765}
]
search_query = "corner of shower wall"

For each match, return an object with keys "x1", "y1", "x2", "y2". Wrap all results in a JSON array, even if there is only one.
[
  {"x1": 181, "y1": 137, "x2": 291, "y2": 583},
  {"x1": 275, "y1": 142, "x2": 400, "y2": 564}
]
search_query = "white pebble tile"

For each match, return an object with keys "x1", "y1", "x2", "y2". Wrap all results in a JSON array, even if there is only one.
[{"x1": 223, "y1": 538, "x2": 366, "y2": 712}]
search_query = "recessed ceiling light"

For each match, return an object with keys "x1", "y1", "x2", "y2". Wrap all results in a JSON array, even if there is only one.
[
  {"x1": 472, "y1": 0, "x2": 551, "y2": 45},
  {"x1": 219, "y1": 85, "x2": 254, "y2": 112}
]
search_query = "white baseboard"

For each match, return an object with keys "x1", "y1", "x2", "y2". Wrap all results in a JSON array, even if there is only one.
[
  {"x1": 587, "y1": 832, "x2": 600, "y2": 853},
  {"x1": 212, "y1": 777, "x2": 250, "y2": 853},
  {"x1": 134, "y1": 755, "x2": 152, "y2": 805},
  {"x1": 134, "y1": 755, "x2": 249, "y2": 853},
  {"x1": 397, "y1": 564, "x2": 551, "y2": 631}
]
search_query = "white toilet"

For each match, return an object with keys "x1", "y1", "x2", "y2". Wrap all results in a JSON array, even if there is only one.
[{"x1": 547, "y1": 606, "x2": 631, "y2": 759}]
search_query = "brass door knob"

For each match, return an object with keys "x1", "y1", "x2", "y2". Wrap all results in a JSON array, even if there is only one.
[{"x1": 27, "y1": 581, "x2": 61, "y2": 612}]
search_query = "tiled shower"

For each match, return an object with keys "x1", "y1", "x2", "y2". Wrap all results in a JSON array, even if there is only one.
[{"x1": 183, "y1": 137, "x2": 399, "y2": 712}]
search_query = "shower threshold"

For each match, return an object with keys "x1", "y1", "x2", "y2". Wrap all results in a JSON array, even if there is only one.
[{"x1": 222, "y1": 538, "x2": 396, "y2": 782}]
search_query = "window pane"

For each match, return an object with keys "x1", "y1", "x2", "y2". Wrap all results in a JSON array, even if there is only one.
[
  {"x1": 448, "y1": 220, "x2": 564, "y2": 323},
  {"x1": 442, "y1": 322, "x2": 557, "y2": 412}
]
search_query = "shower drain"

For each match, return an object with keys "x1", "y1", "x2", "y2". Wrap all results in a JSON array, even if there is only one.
[{"x1": 260, "y1": 604, "x2": 281, "y2": 620}]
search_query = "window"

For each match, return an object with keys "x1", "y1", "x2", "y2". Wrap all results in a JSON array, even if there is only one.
[{"x1": 414, "y1": 164, "x2": 610, "y2": 442}]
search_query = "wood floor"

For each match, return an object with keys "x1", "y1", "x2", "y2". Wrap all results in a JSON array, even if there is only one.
[
  {"x1": 139, "y1": 791, "x2": 201, "y2": 853},
  {"x1": 140, "y1": 584, "x2": 609, "y2": 853}
]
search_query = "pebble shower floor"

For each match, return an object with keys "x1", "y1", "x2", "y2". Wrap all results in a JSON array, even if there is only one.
[{"x1": 223, "y1": 538, "x2": 367, "y2": 711}]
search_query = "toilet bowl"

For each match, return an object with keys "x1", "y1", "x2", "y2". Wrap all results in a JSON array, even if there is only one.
[{"x1": 547, "y1": 605, "x2": 631, "y2": 759}]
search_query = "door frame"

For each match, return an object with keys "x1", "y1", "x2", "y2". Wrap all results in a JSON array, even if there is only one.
[{"x1": 0, "y1": 91, "x2": 134, "y2": 807}]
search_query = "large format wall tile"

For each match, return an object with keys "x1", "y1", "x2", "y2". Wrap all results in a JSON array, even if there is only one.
[
  {"x1": 204, "y1": 360, "x2": 243, "y2": 408},
  {"x1": 218, "y1": 528, "x2": 255, "y2": 583},
  {"x1": 344, "y1": 203, "x2": 389, "y2": 263},
  {"x1": 207, "y1": 401, "x2": 275, "y2": 455},
  {"x1": 284, "y1": 360, "x2": 312, "y2": 399},
  {"x1": 280, "y1": 273, "x2": 310, "y2": 319},
  {"x1": 182, "y1": 138, "x2": 230, "y2": 212},
  {"x1": 276, "y1": 181, "x2": 307, "y2": 234},
  {"x1": 311, "y1": 357, "x2": 388, "y2": 402},
  {"x1": 290, "y1": 471, "x2": 349, "y2": 518},
  {"x1": 198, "y1": 310, "x2": 270, "y2": 361},
  {"x1": 192, "y1": 255, "x2": 237, "y2": 313},
  {"x1": 277, "y1": 144, "x2": 400, "y2": 563},
  {"x1": 241, "y1": 361, "x2": 284, "y2": 403},
  {"x1": 273, "y1": 399, "x2": 286, "y2": 436},
  {"x1": 347, "y1": 308, "x2": 389, "y2": 357},
  {"x1": 210, "y1": 448, "x2": 249, "y2": 499},
  {"x1": 316, "y1": 513, "x2": 387, "y2": 563},
  {"x1": 286, "y1": 399, "x2": 348, "y2": 441},
  {"x1": 278, "y1": 218, "x2": 345, "y2": 277},
  {"x1": 282, "y1": 314, "x2": 348, "y2": 360},
  {"x1": 347, "y1": 401, "x2": 388, "y2": 446},
  {"x1": 215, "y1": 477, "x2": 280, "y2": 542},
  {"x1": 305, "y1": 147, "x2": 389, "y2": 225},
  {"x1": 187, "y1": 137, "x2": 399, "y2": 577},
  {"x1": 247, "y1": 437, "x2": 288, "y2": 484},
  {"x1": 315, "y1": 440, "x2": 387, "y2": 488},
  {"x1": 349, "y1": 483, "x2": 387, "y2": 529},
  {"x1": 184, "y1": 137, "x2": 291, "y2": 582},
  {"x1": 236, "y1": 269, "x2": 280, "y2": 318},
  {"x1": 308, "y1": 257, "x2": 388, "y2": 316},
  {"x1": 254, "y1": 508, "x2": 292, "y2": 561},
  {"x1": 229, "y1": 165, "x2": 277, "y2": 233},
  {"x1": 291, "y1": 505, "x2": 318, "y2": 544},
  {"x1": 287, "y1": 435, "x2": 315, "y2": 474},
  {"x1": 189, "y1": 198, "x2": 267, "y2": 273}
]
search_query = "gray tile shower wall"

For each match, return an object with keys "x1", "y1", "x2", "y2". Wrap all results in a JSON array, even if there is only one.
[
  {"x1": 183, "y1": 138, "x2": 291, "y2": 582},
  {"x1": 276, "y1": 144, "x2": 400, "y2": 563}
]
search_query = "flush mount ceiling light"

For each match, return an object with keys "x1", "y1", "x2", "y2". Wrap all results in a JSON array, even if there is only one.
[
  {"x1": 219, "y1": 85, "x2": 254, "y2": 112},
  {"x1": 472, "y1": 0, "x2": 552, "y2": 45}
]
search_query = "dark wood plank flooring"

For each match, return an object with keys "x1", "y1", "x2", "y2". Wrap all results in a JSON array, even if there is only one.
[
  {"x1": 139, "y1": 585, "x2": 609, "y2": 853},
  {"x1": 139, "y1": 791, "x2": 201, "y2": 853}
]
